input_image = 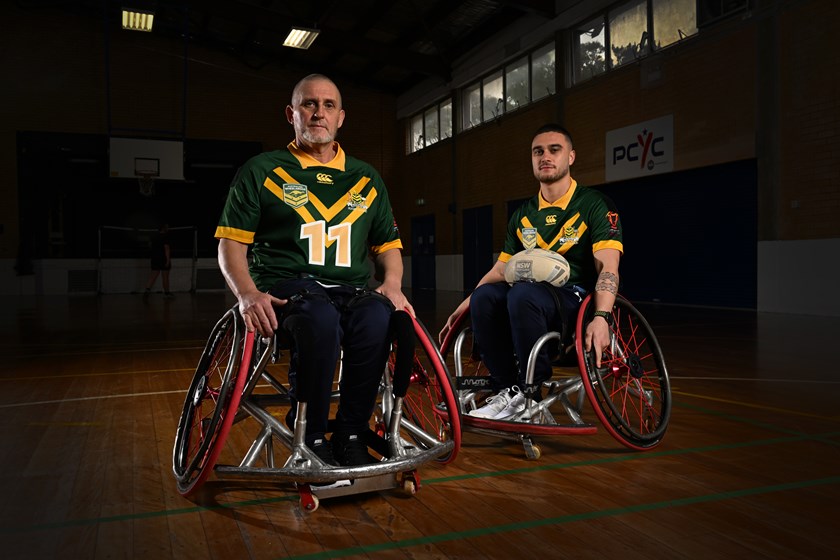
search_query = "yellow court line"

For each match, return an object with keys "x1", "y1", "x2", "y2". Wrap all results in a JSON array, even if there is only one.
[{"x1": 671, "y1": 389, "x2": 839, "y2": 422}]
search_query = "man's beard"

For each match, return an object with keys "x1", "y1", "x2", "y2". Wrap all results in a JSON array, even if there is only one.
[
  {"x1": 301, "y1": 127, "x2": 334, "y2": 145},
  {"x1": 535, "y1": 166, "x2": 568, "y2": 184}
]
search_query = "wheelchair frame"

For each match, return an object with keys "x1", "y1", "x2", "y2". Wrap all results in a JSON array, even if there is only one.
[
  {"x1": 172, "y1": 307, "x2": 461, "y2": 511},
  {"x1": 440, "y1": 293, "x2": 671, "y2": 459}
]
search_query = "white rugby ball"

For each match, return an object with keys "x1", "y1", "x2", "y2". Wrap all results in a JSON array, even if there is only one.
[{"x1": 504, "y1": 248, "x2": 570, "y2": 287}]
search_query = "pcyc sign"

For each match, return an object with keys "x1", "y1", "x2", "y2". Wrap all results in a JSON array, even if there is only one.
[{"x1": 605, "y1": 115, "x2": 673, "y2": 182}]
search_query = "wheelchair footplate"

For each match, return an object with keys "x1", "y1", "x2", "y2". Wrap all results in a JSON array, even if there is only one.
[{"x1": 212, "y1": 396, "x2": 447, "y2": 511}]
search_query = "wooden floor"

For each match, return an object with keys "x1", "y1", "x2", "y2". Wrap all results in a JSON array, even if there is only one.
[{"x1": 1, "y1": 289, "x2": 838, "y2": 559}]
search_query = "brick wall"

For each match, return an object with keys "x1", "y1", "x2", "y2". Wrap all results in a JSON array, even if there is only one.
[
  {"x1": 394, "y1": 0, "x2": 840, "y2": 259},
  {"x1": 778, "y1": 0, "x2": 840, "y2": 239}
]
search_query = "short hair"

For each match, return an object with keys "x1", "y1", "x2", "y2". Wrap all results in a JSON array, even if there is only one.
[
  {"x1": 533, "y1": 123, "x2": 573, "y2": 147},
  {"x1": 290, "y1": 73, "x2": 342, "y2": 107}
]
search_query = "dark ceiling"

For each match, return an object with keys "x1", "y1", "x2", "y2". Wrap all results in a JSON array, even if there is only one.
[{"x1": 22, "y1": 0, "x2": 560, "y2": 95}]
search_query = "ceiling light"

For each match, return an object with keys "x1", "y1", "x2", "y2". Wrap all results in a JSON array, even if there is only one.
[
  {"x1": 122, "y1": 9, "x2": 155, "y2": 32},
  {"x1": 283, "y1": 27, "x2": 319, "y2": 49}
]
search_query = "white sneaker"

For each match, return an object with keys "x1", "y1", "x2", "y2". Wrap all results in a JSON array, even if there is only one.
[
  {"x1": 493, "y1": 386, "x2": 528, "y2": 420},
  {"x1": 468, "y1": 389, "x2": 513, "y2": 418}
]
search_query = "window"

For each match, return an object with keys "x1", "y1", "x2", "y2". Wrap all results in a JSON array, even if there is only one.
[
  {"x1": 572, "y1": 0, "x2": 699, "y2": 85},
  {"x1": 505, "y1": 57, "x2": 529, "y2": 111},
  {"x1": 482, "y1": 71, "x2": 503, "y2": 122},
  {"x1": 410, "y1": 43, "x2": 555, "y2": 144},
  {"x1": 458, "y1": 43, "x2": 556, "y2": 132},
  {"x1": 653, "y1": 0, "x2": 697, "y2": 48},
  {"x1": 407, "y1": 98, "x2": 453, "y2": 154},
  {"x1": 573, "y1": 16, "x2": 606, "y2": 83},
  {"x1": 531, "y1": 43, "x2": 556, "y2": 101},
  {"x1": 410, "y1": 114, "x2": 423, "y2": 152},
  {"x1": 609, "y1": 0, "x2": 648, "y2": 68},
  {"x1": 424, "y1": 107, "x2": 439, "y2": 146},
  {"x1": 463, "y1": 82, "x2": 481, "y2": 130},
  {"x1": 440, "y1": 100, "x2": 452, "y2": 140}
]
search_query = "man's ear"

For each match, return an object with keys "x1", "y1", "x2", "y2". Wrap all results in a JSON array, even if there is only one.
[
  {"x1": 285, "y1": 105, "x2": 294, "y2": 124},
  {"x1": 568, "y1": 149, "x2": 576, "y2": 166}
]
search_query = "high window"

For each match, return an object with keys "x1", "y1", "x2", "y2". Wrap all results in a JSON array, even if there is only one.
[
  {"x1": 572, "y1": 0, "x2": 698, "y2": 84},
  {"x1": 407, "y1": 99, "x2": 452, "y2": 154},
  {"x1": 460, "y1": 43, "x2": 556, "y2": 132}
]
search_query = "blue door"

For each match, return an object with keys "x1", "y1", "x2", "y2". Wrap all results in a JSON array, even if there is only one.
[{"x1": 411, "y1": 214, "x2": 436, "y2": 291}]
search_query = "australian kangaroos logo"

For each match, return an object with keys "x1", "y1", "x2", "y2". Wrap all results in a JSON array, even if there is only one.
[
  {"x1": 283, "y1": 183, "x2": 309, "y2": 208},
  {"x1": 521, "y1": 227, "x2": 537, "y2": 249}
]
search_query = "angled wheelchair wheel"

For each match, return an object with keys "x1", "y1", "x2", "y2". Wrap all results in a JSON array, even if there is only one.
[
  {"x1": 390, "y1": 316, "x2": 461, "y2": 464},
  {"x1": 172, "y1": 307, "x2": 254, "y2": 496},
  {"x1": 576, "y1": 294, "x2": 671, "y2": 450}
]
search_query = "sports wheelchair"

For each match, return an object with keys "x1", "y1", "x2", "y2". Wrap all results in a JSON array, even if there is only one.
[
  {"x1": 439, "y1": 292, "x2": 671, "y2": 459},
  {"x1": 172, "y1": 306, "x2": 460, "y2": 512}
]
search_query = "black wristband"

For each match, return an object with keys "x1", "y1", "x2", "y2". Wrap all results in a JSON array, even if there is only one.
[{"x1": 593, "y1": 310, "x2": 614, "y2": 327}]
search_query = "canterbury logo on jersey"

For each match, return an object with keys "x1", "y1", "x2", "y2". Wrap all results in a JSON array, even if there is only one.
[
  {"x1": 545, "y1": 214, "x2": 557, "y2": 225},
  {"x1": 316, "y1": 173, "x2": 333, "y2": 184}
]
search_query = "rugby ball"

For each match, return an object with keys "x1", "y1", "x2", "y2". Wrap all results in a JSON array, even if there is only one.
[{"x1": 504, "y1": 248, "x2": 570, "y2": 287}]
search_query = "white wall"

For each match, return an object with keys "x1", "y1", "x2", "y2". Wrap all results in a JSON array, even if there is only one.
[
  {"x1": 0, "y1": 258, "x2": 224, "y2": 295},
  {"x1": 6, "y1": 238, "x2": 840, "y2": 317}
]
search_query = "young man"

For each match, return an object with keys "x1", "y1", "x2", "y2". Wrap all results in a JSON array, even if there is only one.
[
  {"x1": 216, "y1": 74, "x2": 413, "y2": 465},
  {"x1": 439, "y1": 123, "x2": 623, "y2": 420}
]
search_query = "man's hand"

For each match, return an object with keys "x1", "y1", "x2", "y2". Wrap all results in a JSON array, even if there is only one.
[
  {"x1": 438, "y1": 298, "x2": 470, "y2": 345},
  {"x1": 237, "y1": 290, "x2": 287, "y2": 337},
  {"x1": 375, "y1": 281, "x2": 415, "y2": 317},
  {"x1": 584, "y1": 315, "x2": 612, "y2": 368}
]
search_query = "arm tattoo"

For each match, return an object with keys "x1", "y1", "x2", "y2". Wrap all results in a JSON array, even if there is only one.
[{"x1": 595, "y1": 271, "x2": 618, "y2": 295}]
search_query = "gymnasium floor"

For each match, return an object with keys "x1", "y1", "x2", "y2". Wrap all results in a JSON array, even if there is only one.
[{"x1": 1, "y1": 290, "x2": 838, "y2": 559}]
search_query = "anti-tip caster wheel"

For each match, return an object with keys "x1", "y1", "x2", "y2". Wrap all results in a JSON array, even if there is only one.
[
  {"x1": 521, "y1": 436, "x2": 541, "y2": 460},
  {"x1": 401, "y1": 473, "x2": 419, "y2": 495},
  {"x1": 298, "y1": 484, "x2": 320, "y2": 512},
  {"x1": 300, "y1": 493, "x2": 319, "y2": 512}
]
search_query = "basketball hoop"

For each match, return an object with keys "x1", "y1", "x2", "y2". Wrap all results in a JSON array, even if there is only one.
[
  {"x1": 138, "y1": 174, "x2": 156, "y2": 197},
  {"x1": 135, "y1": 157, "x2": 160, "y2": 197}
]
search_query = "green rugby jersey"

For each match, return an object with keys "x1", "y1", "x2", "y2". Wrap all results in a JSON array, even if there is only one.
[
  {"x1": 216, "y1": 141, "x2": 402, "y2": 290},
  {"x1": 501, "y1": 179, "x2": 623, "y2": 289}
]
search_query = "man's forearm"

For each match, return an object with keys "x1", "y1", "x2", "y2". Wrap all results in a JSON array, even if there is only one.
[{"x1": 218, "y1": 239, "x2": 258, "y2": 298}]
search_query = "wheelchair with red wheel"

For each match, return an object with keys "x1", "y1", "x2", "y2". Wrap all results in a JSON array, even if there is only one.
[
  {"x1": 172, "y1": 307, "x2": 460, "y2": 512},
  {"x1": 439, "y1": 292, "x2": 671, "y2": 459}
]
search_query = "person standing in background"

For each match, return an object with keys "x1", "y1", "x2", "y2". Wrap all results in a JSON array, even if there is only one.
[{"x1": 143, "y1": 223, "x2": 173, "y2": 298}]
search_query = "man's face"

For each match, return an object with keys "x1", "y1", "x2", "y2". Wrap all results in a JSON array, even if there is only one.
[
  {"x1": 531, "y1": 131, "x2": 575, "y2": 184},
  {"x1": 285, "y1": 78, "x2": 345, "y2": 146}
]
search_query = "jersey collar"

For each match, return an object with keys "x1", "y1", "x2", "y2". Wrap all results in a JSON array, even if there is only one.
[
  {"x1": 538, "y1": 178, "x2": 578, "y2": 210},
  {"x1": 288, "y1": 141, "x2": 347, "y2": 171}
]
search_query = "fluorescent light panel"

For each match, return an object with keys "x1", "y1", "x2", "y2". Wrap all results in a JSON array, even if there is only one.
[
  {"x1": 283, "y1": 27, "x2": 319, "y2": 49},
  {"x1": 122, "y1": 9, "x2": 155, "y2": 32}
]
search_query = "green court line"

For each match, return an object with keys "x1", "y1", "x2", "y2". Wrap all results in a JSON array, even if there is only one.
[
  {"x1": 2, "y1": 494, "x2": 299, "y2": 533},
  {"x1": 3, "y1": 429, "x2": 838, "y2": 535},
  {"x1": 280, "y1": 475, "x2": 840, "y2": 560}
]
